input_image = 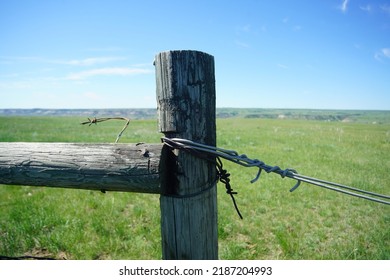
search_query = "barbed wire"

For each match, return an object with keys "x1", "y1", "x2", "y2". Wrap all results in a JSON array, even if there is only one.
[
  {"x1": 81, "y1": 117, "x2": 130, "y2": 143},
  {"x1": 161, "y1": 137, "x2": 390, "y2": 216},
  {"x1": 78, "y1": 119, "x2": 389, "y2": 217}
]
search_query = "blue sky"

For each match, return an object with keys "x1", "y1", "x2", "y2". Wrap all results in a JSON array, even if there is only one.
[{"x1": 1, "y1": 0, "x2": 389, "y2": 109}]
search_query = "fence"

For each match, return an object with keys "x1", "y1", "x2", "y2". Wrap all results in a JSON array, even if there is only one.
[
  {"x1": 1, "y1": 50, "x2": 389, "y2": 260},
  {"x1": 0, "y1": 50, "x2": 218, "y2": 260}
]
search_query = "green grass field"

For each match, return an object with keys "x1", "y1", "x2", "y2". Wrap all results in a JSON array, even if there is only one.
[{"x1": 0, "y1": 115, "x2": 389, "y2": 259}]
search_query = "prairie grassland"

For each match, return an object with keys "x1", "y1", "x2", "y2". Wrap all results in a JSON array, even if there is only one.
[{"x1": 0, "y1": 116, "x2": 389, "y2": 259}]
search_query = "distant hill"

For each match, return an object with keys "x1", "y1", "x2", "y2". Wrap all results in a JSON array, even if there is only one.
[
  {"x1": 0, "y1": 108, "x2": 157, "y2": 119},
  {"x1": 216, "y1": 108, "x2": 390, "y2": 123},
  {"x1": 1, "y1": 108, "x2": 389, "y2": 123}
]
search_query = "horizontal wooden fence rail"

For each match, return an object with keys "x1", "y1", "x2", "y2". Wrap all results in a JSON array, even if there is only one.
[{"x1": 0, "y1": 142, "x2": 162, "y2": 194}]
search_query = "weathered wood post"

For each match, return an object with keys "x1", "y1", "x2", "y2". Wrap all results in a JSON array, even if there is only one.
[{"x1": 155, "y1": 50, "x2": 218, "y2": 259}]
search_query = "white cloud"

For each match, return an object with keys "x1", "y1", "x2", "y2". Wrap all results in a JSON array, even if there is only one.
[
  {"x1": 339, "y1": 0, "x2": 349, "y2": 13},
  {"x1": 48, "y1": 57, "x2": 125, "y2": 66},
  {"x1": 0, "y1": 56, "x2": 126, "y2": 67},
  {"x1": 62, "y1": 57, "x2": 125, "y2": 66},
  {"x1": 382, "y1": 48, "x2": 390, "y2": 58},
  {"x1": 374, "y1": 48, "x2": 390, "y2": 61},
  {"x1": 66, "y1": 67, "x2": 153, "y2": 80}
]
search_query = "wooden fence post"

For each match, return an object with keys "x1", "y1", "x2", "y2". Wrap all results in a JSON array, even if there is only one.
[{"x1": 155, "y1": 50, "x2": 218, "y2": 259}]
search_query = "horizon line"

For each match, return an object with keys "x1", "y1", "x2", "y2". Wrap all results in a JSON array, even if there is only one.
[{"x1": 1, "y1": 107, "x2": 389, "y2": 112}]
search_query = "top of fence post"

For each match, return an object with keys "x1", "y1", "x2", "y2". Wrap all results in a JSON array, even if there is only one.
[{"x1": 155, "y1": 50, "x2": 218, "y2": 259}]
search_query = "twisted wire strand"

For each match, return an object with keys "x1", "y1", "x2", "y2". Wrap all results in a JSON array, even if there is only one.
[
  {"x1": 163, "y1": 137, "x2": 244, "y2": 218},
  {"x1": 161, "y1": 137, "x2": 390, "y2": 206},
  {"x1": 81, "y1": 117, "x2": 130, "y2": 143}
]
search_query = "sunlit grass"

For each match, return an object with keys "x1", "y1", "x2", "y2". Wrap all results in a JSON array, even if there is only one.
[
  {"x1": 216, "y1": 118, "x2": 389, "y2": 260},
  {"x1": 0, "y1": 116, "x2": 389, "y2": 259}
]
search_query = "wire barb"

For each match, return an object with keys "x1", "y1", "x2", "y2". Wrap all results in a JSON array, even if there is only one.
[
  {"x1": 216, "y1": 157, "x2": 243, "y2": 219},
  {"x1": 81, "y1": 117, "x2": 130, "y2": 143}
]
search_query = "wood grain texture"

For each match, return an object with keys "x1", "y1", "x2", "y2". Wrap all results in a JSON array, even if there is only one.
[
  {"x1": 156, "y1": 50, "x2": 218, "y2": 259},
  {"x1": 0, "y1": 142, "x2": 162, "y2": 193}
]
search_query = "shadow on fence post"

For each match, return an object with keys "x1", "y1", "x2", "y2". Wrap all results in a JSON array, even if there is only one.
[{"x1": 155, "y1": 50, "x2": 218, "y2": 259}]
